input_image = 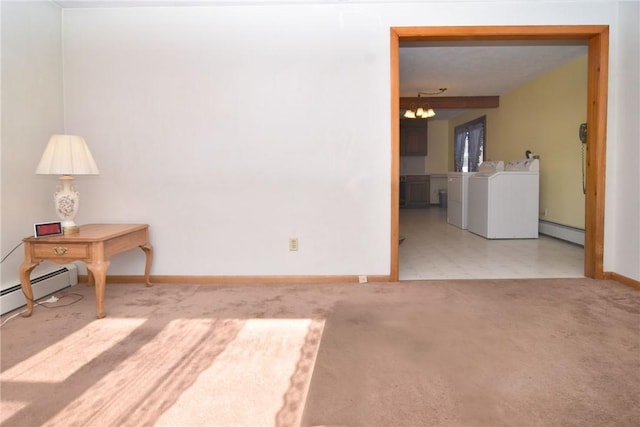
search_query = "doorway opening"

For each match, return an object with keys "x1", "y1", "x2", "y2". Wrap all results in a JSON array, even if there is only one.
[{"x1": 389, "y1": 25, "x2": 609, "y2": 281}]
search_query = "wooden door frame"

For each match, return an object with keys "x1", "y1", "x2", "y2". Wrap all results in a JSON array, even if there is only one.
[{"x1": 390, "y1": 25, "x2": 609, "y2": 281}]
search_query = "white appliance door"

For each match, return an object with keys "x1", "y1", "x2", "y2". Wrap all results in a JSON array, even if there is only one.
[
  {"x1": 467, "y1": 176, "x2": 490, "y2": 237},
  {"x1": 447, "y1": 174, "x2": 463, "y2": 228}
]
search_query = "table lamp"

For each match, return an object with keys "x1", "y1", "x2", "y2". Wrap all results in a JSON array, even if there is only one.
[{"x1": 35, "y1": 135, "x2": 99, "y2": 234}]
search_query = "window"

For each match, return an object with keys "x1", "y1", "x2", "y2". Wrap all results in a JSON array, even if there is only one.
[{"x1": 454, "y1": 116, "x2": 486, "y2": 172}]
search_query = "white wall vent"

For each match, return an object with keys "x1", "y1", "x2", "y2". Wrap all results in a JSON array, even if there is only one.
[{"x1": 0, "y1": 263, "x2": 78, "y2": 316}]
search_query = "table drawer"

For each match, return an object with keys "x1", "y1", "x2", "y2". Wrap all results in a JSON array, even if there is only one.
[{"x1": 32, "y1": 243, "x2": 89, "y2": 259}]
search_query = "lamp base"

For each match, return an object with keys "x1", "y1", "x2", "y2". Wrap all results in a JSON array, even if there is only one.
[
  {"x1": 63, "y1": 225, "x2": 80, "y2": 235},
  {"x1": 55, "y1": 176, "x2": 81, "y2": 235}
]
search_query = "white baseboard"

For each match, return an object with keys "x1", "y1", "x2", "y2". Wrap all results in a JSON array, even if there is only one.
[
  {"x1": 0, "y1": 264, "x2": 78, "y2": 315},
  {"x1": 538, "y1": 220, "x2": 585, "y2": 246}
]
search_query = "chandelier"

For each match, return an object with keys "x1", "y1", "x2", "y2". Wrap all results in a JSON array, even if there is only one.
[{"x1": 403, "y1": 88, "x2": 447, "y2": 119}]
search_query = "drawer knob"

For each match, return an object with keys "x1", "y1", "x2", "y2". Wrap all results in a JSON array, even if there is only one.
[{"x1": 52, "y1": 247, "x2": 68, "y2": 256}]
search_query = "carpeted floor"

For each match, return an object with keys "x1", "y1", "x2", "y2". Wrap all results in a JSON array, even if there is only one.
[{"x1": 1, "y1": 278, "x2": 639, "y2": 426}]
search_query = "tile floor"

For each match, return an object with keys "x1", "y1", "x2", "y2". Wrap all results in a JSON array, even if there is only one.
[{"x1": 399, "y1": 207, "x2": 585, "y2": 280}]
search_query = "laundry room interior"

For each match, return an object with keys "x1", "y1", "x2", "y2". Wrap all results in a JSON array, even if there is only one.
[{"x1": 398, "y1": 43, "x2": 587, "y2": 280}]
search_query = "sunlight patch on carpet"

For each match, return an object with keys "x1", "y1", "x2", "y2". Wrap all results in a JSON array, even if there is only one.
[
  {"x1": 38, "y1": 317, "x2": 324, "y2": 427},
  {"x1": 156, "y1": 318, "x2": 324, "y2": 426},
  {"x1": 0, "y1": 400, "x2": 28, "y2": 424},
  {"x1": 0, "y1": 318, "x2": 146, "y2": 383}
]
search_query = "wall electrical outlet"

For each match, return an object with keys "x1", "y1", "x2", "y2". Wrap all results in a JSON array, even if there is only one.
[
  {"x1": 358, "y1": 275, "x2": 368, "y2": 284},
  {"x1": 540, "y1": 208, "x2": 548, "y2": 217},
  {"x1": 289, "y1": 237, "x2": 299, "y2": 251}
]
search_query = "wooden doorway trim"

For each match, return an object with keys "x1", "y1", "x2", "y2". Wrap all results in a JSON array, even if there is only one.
[{"x1": 390, "y1": 25, "x2": 609, "y2": 281}]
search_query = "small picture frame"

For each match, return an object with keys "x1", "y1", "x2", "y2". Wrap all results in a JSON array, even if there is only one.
[{"x1": 34, "y1": 221, "x2": 63, "y2": 238}]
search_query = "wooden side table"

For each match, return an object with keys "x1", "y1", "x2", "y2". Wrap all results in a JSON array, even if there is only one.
[{"x1": 19, "y1": 224, "x2": 153, "y2": 319}]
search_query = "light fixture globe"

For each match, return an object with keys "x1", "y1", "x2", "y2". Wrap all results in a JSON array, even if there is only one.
[
  {"x1": 404, "y1": 109, "x2": 416, "y2": 119},
  {"x1": 36, "y1": 135, "x2": 99, "y2": 234}
]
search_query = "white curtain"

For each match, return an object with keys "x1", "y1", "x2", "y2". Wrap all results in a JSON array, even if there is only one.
[
  {"x1": 454, "y1": 129, "x2": 467, "y2": 172},
  {"x1": 467, "y1": 123, "x2": 484, "y2": 172}
]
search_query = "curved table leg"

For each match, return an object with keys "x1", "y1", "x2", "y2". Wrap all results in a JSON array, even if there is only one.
[
  {"x1": 19, "y1": 261, "x2": 40, "y2": 317},
  {"x1": 87, "y1": 260, "x2": 110, "y2": 319},
  {"x1": 140, "y1": 243, "x2": 154, "y2": 287}
]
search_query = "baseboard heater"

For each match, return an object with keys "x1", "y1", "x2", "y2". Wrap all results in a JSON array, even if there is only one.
[
  {"x1": 538, "y1": 220, "x2": 585, "y2": 246},
  {"x1": 0, "y1": 264, "x2": 78, "y2": 316}
]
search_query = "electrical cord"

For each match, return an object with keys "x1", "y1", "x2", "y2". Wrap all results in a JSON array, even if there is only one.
[
  {"x1": 21, "y1": 290, "x2": 85, "y2": 309},
  {"x1": 0, "y1": 241, "x2": 28, "y2": 326},
  {"x1": 0, "y1": 310, "x2": 28, "y2": 327},
  {"x1": 0, "y1": 291, "x2": 85, "y2": 328},
  {"x1": 1, "y1": 241, "x2": 24, "y2": 264},
  {"x1": 1, "y1": 239, "x2": 85, "y2": 327},
  {"x1": 581, "y1": 142, "x2": 587, "y2": 195}
]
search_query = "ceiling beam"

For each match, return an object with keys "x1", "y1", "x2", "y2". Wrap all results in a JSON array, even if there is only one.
[{"x1": 400, "y1": 96, "x2": 499, "y2": 109}]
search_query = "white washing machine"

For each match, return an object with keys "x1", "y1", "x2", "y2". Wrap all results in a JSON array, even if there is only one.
[
  {"x1": 467, "y1": 159, "x2": 539, "y2": 239},
  {"x1": 447, "y1": 172, "x2": 475, "y2": 229}
]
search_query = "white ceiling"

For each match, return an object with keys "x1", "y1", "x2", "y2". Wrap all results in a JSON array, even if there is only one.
[{"x1": 400, "y1": 40, "x2": 588, "y2": 120}]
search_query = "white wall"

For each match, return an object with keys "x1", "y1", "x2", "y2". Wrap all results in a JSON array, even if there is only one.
[
  {"x1": 1, "y1": 1, "x2": 64, "y2": 289},
  {"x1": 425, "y1": 120, "x2": 449, "y2": 174},
  {"x1": 63, "y1": 6, "x2": 391, "y2": 276},
  {"x1": 426, "y1": 120, "x2": 449, "y2": 204},
  {"x1": 607, "y1": 0, "x2": 640, "y2": 280},
  {"x1": 2, "y1": 1, "x2": 637, "y2": 280}
]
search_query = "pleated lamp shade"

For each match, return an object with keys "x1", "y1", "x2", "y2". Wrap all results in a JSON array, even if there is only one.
[{"x1": 36, "y1": 135, "x2": 99, "y2": 175}]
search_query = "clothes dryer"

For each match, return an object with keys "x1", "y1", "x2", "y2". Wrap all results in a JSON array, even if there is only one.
[{"x1": 447, "y1": 172, "x2": 475, "y2": 229}]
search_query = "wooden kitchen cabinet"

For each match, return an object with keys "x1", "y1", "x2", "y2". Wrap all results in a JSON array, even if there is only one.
[
  {"x1": 405, "y1": 175, "x2": 430, "y2": 208},
  {"x1": 400, "y1": 119, "x2": 428, "y2": 156}
]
